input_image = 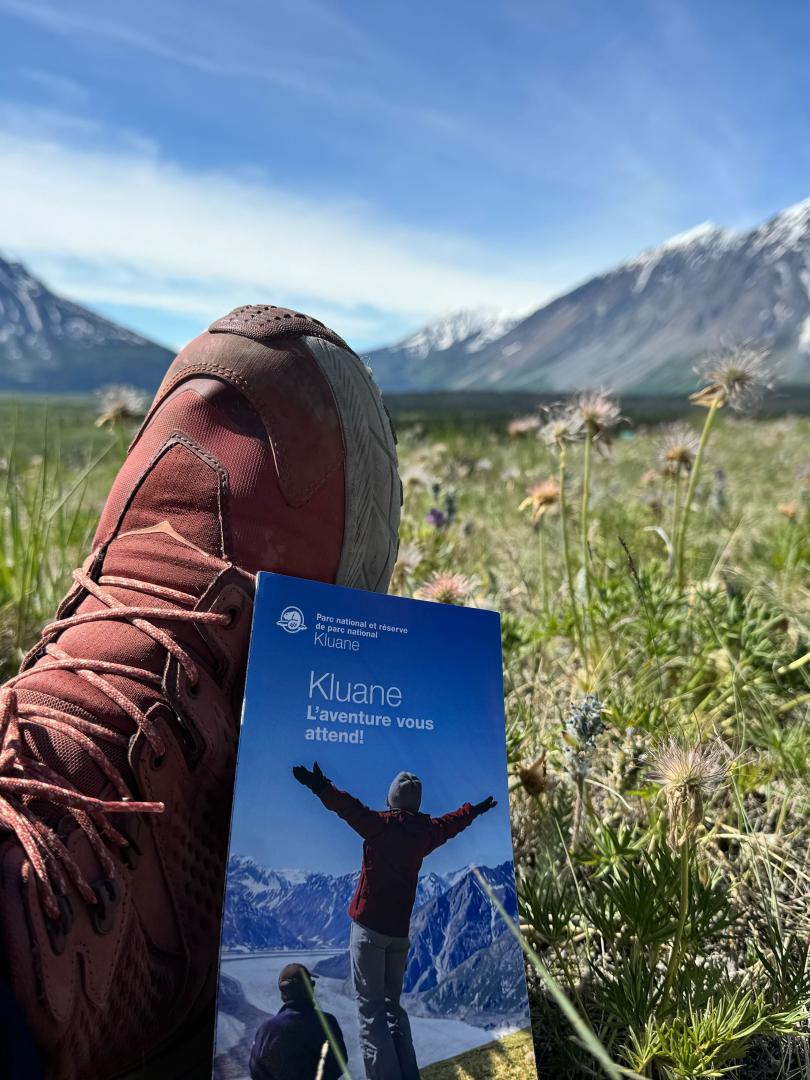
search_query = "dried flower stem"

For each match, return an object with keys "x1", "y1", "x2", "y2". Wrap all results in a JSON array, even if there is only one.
[
  {"x1": 581, "y1": 426, "x2": 594, "y2": 613},
  {"x1": 559, "y1": 445, "x2": 588, "y2": 672},
  {"x1": 661, "y1": 836, "x2": 691, "y2": 1003},
  {"x1": 676, "y1": 401, "x2": 720, "y2": 588},
  {"x1": 539, "y1": 523, "x2": 549, "y2": 612}
]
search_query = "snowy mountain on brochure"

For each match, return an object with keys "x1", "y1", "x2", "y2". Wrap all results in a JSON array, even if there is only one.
[
  {"x1": 0, "y1": 253, "x2": 172, "y2": 392},
  {"x1": 221, "y1": 856, "x2": 526, "y2": 1027},
  {"x1": 364, "y1": 198, "x2": 810, "y2": 394}
]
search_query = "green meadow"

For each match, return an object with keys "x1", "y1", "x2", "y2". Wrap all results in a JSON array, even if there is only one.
[{"x1": 2, "y1": 377, "x2": 809, "y2": 1077}]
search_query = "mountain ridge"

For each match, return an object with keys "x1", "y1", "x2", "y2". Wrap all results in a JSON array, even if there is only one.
[
  {"x1": 365, "y1": 198, "x2": 810, "y2": 394},
  {"x1": 221, "y1": 855, "x2": 527, "y2": 1027},
  {"x1": 0, "y1": 254, "x2": 173, "y2": 392}
]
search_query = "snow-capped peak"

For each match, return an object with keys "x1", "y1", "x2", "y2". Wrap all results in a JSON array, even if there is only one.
[
  {"x1": 630, "y1": 222, "x2": 738, "y2": 293},
  {"x1": 398, "y1": 309, "x2": 521, "y2": 359},
  {"x1": 749, "y1": 197, "x2": 810, "y2": 258}
]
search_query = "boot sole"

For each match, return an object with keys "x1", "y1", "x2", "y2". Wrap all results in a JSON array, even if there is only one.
[{"x1": 305, "y1": 336, "x2": 401, "y2": 592}]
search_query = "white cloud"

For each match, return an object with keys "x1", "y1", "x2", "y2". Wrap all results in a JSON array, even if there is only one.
[{"x1": 0, "y1": 118, "x2": 550, "y2": 337}]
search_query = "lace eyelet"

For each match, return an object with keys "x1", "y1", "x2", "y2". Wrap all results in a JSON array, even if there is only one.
[
  {"x1": 46, "y1": 893, "x2": 74, "y2": 955},
  {"x1": 152, "y1": 751, "x2": 166, "y2": 770},
  {"x1": 121, "y1": 842, "x2": 141, "y2": 870},
  {"x1": 188, "y1": 678, "x2": 200, "y2": 698},
  {"x1": 90, "y1": 878, "x2": 120, "y2": 936},
  {"x1": 225, "y1": 606, "x2": 240, "y2": 627}
]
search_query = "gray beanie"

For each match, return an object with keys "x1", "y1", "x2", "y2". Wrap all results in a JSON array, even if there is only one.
[{"x1": 387, "y1": 771, "x2": 422, "y2": 812}]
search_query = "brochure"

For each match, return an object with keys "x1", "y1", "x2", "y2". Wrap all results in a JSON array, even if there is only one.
[{"x1": 213, "y1": 572, "x2": 536, "y2": 1079}]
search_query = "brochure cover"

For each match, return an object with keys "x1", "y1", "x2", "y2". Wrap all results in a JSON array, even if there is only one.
[{"x1": 213, "y1": 572, "x2": 536, "y2": 1080}]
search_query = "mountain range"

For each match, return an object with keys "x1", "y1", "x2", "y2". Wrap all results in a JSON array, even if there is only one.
[
  {"x1": 365, "y1": 199, "x2": 810, "y2": 393},
  {"x1": 4, "y1": 196, "x2": 808, "y2": 395},
  {"x1": 0, "y1": 255, "x2": 172, "y2": 392},
  {"x1": 222, "y1": 855, "x2": 526, "y2": 1027}
]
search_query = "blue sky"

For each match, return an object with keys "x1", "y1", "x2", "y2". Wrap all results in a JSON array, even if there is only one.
[
  {"x1": 230, "y1": 573, "x2": 514, "y2": 877},
  {"x1": 0, "y1": 0, "x2": 808, "y2": 352}
]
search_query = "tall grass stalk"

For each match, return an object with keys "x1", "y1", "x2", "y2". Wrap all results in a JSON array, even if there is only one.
[{"x1": 474, "y1": 869, "x2": 636, "y2": 1080}]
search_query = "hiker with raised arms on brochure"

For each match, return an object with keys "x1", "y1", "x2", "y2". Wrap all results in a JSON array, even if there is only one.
[{"x1": 293, "y1": 761, "x2": 496, "y2": 1080}]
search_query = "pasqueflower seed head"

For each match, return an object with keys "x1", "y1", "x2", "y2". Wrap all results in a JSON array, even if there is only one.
[
  {"x1": 650, "y1": 737, "x2": 729, "y2": 844},
  {"x1": 690, "y1": 345, "x2": 774, "y2": 412},
  {"x1": 95, "y1": 385, "x2": 149, "y2": 428},
  {"x1": 659, "y1": 423, "x2": 700, "y2": 475},
  {"x1": 540, "y1": 404, "x2": 584, "y2": 449},
  {"x1": 414, "y1": 571, "x2": 473, "y2": 605},
  {"x1": 518, "y1": 479, "x2": 561, "y2": 522},
  {"x1": 575, "y1": 392, "x2": 621, "y2": 439}
]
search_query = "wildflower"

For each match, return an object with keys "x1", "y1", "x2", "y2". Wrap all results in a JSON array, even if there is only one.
[
  {"x1": 518, "y1": 753, "x2": 556, "y2": 797},
  {"x1": 95, "y1": 384, "x2": 149, "y2": 428},
  {"x1": 778, "y1": 500, "x2": 800, "y2": 520},
  {"x1": 444, "y1": 490, "x2": 457, "y2": 526},
  {"x1": 507, "y1": 414, "x2": 541, "y2": 438},
  {"x1": 575, "y1": 392, "x2": 621, "y2": 442},
  {"x1": 690, "y1": 344, "x2": 774, "y2": 412},
  {"x1": 414, "y1": 572, "x2": 473, "y2": 605},
  {"x1": 659, "y1": 423, "x2": 700, "y2": 476},
  {"x1": 539, "y1": 404, "x2": 584, "y2": 449},
  {"x1": 518, "y1": 479, "x2": 561, "y2": 523},
  {"x1": 475, "y1": 458, "x2": 493, "y2": 472},
  {"x1": 639, "y1": 468, "x2": 660, "y2": 487},
  {"x1": 561, "y1": 695, "x2": 605, "y2": 776},
  {"x1": 425, "y1": 507, "x2": 447, "y2": 529},
  {"x1": 500, "y1": 465, "x2": 521, "y2": 484},
  {"x1": 389, "y1": 543, "x2": 423, "y2": 593},
  {"x1": 400, "y1": 463, "x2": 437, "y2": 489},
  {"x1": 650, "y1": 738, "x2": 728, "y2": 845}
]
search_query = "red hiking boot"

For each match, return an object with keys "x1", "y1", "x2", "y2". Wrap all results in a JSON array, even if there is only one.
[{"x1": 0, "y1": 307, "x2": 400, "y2": 1079}]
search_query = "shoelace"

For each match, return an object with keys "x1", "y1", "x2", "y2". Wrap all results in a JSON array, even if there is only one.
[{"x1": 0, "y1": 567, "x2": 231, "y2": 921}]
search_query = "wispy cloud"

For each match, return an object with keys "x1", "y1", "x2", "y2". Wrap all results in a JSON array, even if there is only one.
[
  {"x1": 18, "y1": 67, "x2": 89, "y2": 108},
  {"x1": 0, "y1": 110, "x2": 550, "y2": 345}
]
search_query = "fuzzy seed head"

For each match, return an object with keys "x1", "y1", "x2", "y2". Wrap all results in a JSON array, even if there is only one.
[
  {"x1": 691, "y1": 345, "x2": 774, "y2": 412},
  {"x1": 414, "y1": 571, "x2": 473, "y2": 605},
  {"x1": 95, "y1": 385, "x2": 148, "y2": 428},
  {"x1": 507, "y1": 414, "x2": 542, "y2": 438},
  {"x1": 659, "y1": 423, "x2": 700, "y2": 475},
  {"x1": 518, "y1": 479, "x2": 561, "y2": 522},
  {"x1": 651, "y1": 738, "x2": 728, "y2": 844},
  {"x1": 540, "y1": 404, "x2": 584, "y2": 449},
  {"x1": 575, "y1": 392, "x2": 621, "y2": 439}
]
